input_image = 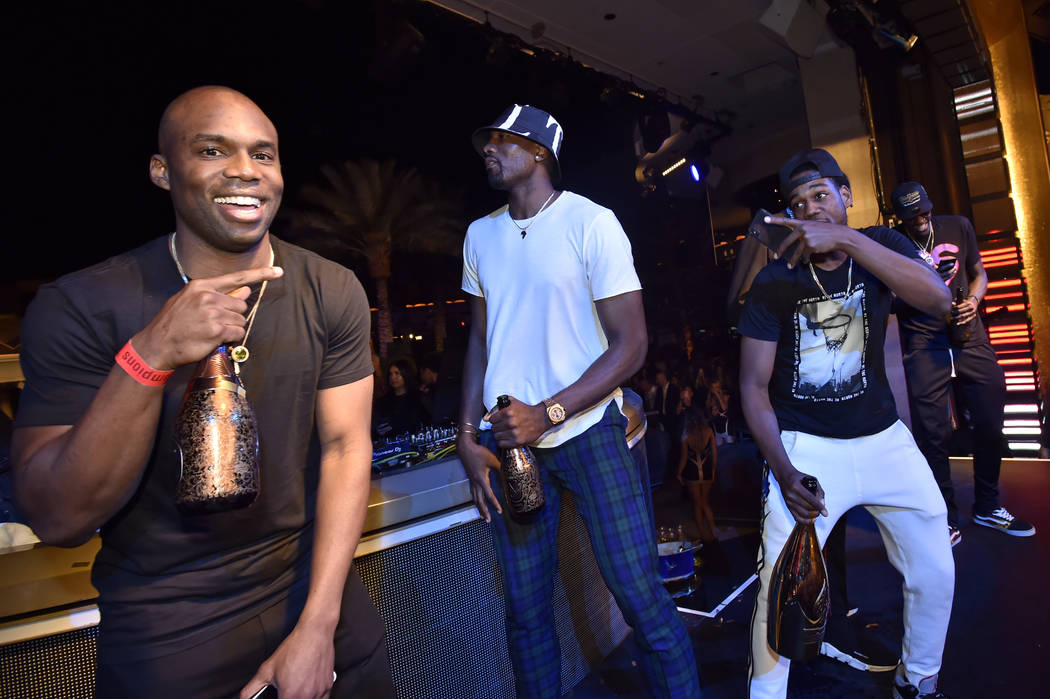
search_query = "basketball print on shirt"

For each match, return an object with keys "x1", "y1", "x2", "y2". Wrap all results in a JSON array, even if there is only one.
[{"x1": 792, "y1": 284, "x2": 869, "y2": 401}]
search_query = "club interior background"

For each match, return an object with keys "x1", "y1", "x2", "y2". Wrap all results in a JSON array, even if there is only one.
[{"x1": 5, "y1": 0, "x2": 731, "y2": 356}]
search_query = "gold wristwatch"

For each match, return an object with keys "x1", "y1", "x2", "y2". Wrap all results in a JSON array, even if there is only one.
[{"x1": 542, "y1": 397, "x2": 566, "y2": 426}]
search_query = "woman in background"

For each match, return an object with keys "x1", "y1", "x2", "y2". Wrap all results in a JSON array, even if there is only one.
[
  {"x1": 676, "y1": 406, "x2": 718, "y2": 543},
  {"x1": 373, "y1": 358, "x2": 430, "y2": 436}
]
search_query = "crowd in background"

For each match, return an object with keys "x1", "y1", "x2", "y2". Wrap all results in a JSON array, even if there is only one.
[{"x1": 366, "y1": 325, "x2": 743, "y2": 546}]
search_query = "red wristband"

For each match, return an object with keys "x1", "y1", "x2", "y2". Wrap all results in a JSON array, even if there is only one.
[{"x1": 115, "y1": 340, "x2": 174, "y2": 386}]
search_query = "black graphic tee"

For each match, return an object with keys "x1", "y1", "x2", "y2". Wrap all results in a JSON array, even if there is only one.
[
  {"x1": 739, "y1": 226, "x2": 921, "y2": 439},
  {"x1": 893, "y1": 214, "x2": 989, "y2": 351}
]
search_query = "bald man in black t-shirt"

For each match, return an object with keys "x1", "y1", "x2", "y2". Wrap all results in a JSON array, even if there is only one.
[{"x1": 12, "y1": 87, "x2": 393, "y2": 699}]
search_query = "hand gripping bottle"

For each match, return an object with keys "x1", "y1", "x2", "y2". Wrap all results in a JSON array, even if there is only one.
[
  {"x1": 495, "y1": 394, "x2": 545, "y2": 515},
  {"x1": 767, "y1": 475, "x2": 829, "y2": 661}
]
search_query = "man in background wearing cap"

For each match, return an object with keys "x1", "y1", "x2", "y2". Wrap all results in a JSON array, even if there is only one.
[
  {"x1": 739, "y1": 149, "x2": 955, "y2": 699},
  {"x1": 456, "y1": 104, "x2": 701, "y2": 698},
  {"x1": 891, "y1": 181, "x2": 1035, "y2": 543}
]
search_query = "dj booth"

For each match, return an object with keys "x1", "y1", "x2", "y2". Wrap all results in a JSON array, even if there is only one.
[{"x1": 0, "y1": 384, "x2": 649, "y2": 698}]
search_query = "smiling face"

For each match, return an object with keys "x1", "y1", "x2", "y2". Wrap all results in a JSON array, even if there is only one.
[
  {"x1": 901, "y1": 212, "x2": 933, "y2": 239},
  {"x1": 481, "y1": 130, "x2": 546, "y2": 190},
  {"x1": 150, "y1": 87, "x2": 283, "y2": 253},
  {"x1": 786, "y1": 172, "x2": 852, "y2": 226}
]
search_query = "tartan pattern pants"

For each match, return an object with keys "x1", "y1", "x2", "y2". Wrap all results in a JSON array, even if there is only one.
[
  {"x1": 748, "y1": 421, "x2": 954, "y2": 699},
  {"x1": 482, "y1": 403, "x2": 701, "y2": 698}
]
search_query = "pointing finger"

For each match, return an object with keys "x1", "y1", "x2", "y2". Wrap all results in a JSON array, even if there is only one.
[
  {"x1": 765, "y1": 214, "x2": 801, "y2": 228},
  {"x1": 202, "y1": 266, "x2": 284, "y2": 294}
]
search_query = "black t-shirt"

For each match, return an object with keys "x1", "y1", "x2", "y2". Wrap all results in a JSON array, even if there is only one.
[
  {"x1": 738, "y1": 226, "x2": 919, "y2": 439},
  {"x1": 893, "y1": 214, "x2": 989, "y2": 351},
  {"x1": 16, "y1": 235, "x2": 373, "y2": 659}
]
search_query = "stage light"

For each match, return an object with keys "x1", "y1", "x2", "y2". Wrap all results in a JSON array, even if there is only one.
[
  {"x1": 878, "y1": 29, "x2": 918, "y2": 52},
  {"x1": 661, "y1": 158, "x2": 687, "y2": 177},
  {"x1": 690, "y1": 164, "x2": 701, "y2": 182}
]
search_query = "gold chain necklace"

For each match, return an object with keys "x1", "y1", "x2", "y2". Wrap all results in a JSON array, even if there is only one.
[
  {"x1": 911, "y1": 220, "x2": 935, "y2": 265},
  {"x1": 509, "y1": 190, "x2": 557, "y2": 238},
  {"x1": 808, "y1": 258, "x2": 853, "y2": 301},
  {"x1": 169, "y1": 232, "x2": 273, "y2": 372}
]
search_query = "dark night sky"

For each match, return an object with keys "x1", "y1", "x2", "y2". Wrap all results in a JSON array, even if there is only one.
[{"x1": 6, "y1": 0, "x2": 724, "y2": 340}]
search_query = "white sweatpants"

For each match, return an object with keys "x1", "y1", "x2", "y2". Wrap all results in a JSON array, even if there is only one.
[{"x1": 748, "y1": 420, "x2": 955, "y2": 698}]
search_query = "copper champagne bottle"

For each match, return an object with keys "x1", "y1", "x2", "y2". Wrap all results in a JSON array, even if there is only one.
[
  {"x1": 767, "y1": 475, "x2": 829, "y2": 662},
  {"x1": 173, "y1": 346, "x2": 260, "y2": 514},
  {"x1": 496, "y1": 394, "x2": 545, "y2": 515}
]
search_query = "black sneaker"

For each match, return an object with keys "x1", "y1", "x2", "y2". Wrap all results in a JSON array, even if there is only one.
[
  {"x1": 973, "y1": 507, "x2": 1036, "y2": 537},
  {"x1": 820, "y1": 618, "x2": 899, "y2": 672},
  {"x1": 893, "y1": 675, "x2": 950, "y2": 698}
]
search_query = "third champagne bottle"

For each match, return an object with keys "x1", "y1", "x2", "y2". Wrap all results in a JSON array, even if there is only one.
[{"x1": 767, "y1": 475, "x2": 829, "y2": 661}]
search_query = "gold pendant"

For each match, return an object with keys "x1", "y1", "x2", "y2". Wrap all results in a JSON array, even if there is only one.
[{"x1": 230, "y1": 345, "x2": 250, "y2": 363}]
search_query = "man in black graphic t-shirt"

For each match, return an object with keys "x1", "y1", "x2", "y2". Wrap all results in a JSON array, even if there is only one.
[
  {"x1": 891, "y1": 181, "x2": 1035, "y2": 543},
  {"x1": 739, "y1": 149, "x2": 954, "y2": 699}
]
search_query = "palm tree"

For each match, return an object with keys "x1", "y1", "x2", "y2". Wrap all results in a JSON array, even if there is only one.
[{"x1": 284, "y1": 158, "x2": 464, "y2": 357}]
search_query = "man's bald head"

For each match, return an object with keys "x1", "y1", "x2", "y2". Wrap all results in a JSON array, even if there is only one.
[
  {"x1": 149, "y1": 85, "x2": 283, "y2": 253},
  {"x1": 157, "y1": 86, "x2": 274, "y2": 156}
]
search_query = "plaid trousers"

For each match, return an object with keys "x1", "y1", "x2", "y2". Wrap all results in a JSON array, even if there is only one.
[{"x1": 482, "y1": 403, "x2": 702, "y2": 698}]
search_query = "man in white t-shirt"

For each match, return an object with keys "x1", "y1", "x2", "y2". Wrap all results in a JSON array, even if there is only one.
[{"x1": 456, "y1": 104, "x2": 701, "y2": 699}]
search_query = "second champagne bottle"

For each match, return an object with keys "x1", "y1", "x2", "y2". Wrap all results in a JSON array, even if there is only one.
[{"x1": 495, "y1": 394, "x2": 545, "y2": 516}]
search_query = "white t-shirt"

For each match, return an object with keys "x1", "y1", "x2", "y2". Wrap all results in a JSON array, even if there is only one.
[{"x1": 462, "y1": 190, "x2": 642, "y2": 447}]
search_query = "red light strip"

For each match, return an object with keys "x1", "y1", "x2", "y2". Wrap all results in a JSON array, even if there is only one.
[
  {"x1": 987, "y1": 279, "x2": 1022, "y2": 288},
  {"x1": 998, "y1": 358, "x2": 1033, "y2": 365},
  {"x1": 980, "y1": 246, "x2": 1018, "y2": 256},
  {"x1": 981, "y1": 253, "x2": 1019, "y2": 264},
  {"x1": 984, "y1": 291, "x2": 1023, "y2": 301}
]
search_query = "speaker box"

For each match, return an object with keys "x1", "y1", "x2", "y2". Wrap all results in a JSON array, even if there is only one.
[
  {"x1": 0, "y1": 623, "x2": 97, "y2": 699},
  {"x1": 356, "y1": 498, "x2": 630, "y2": 698}
]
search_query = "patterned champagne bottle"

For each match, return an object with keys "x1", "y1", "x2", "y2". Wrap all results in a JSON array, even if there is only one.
[
  {"x1": 173, "y1": 346, "x2": 260, "y2": 514},
  {"x1": 496, "y1": 394, "x2": 545, "y2": 515},
  {"x1": 767, "y1": 475, "x2": 829, "y2": 661}
]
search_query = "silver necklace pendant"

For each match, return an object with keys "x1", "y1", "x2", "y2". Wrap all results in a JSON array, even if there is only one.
[{"x1": 230, "y1": 345, "x2": 250, "y2": 363}]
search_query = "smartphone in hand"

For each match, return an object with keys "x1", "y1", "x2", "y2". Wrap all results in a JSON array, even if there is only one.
[{"x1": 748, "y1": 208, "x2": 797, "y2": 258}]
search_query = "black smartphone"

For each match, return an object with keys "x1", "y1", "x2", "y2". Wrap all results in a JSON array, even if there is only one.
[
  {"x1": 250, "y1": 686, "x2": 277, "y2": 699},
  {"x1": 748, "y1": 208, "x2": 796, "y2": 257}
]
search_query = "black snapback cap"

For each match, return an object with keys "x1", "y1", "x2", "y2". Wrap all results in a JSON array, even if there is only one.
[
  {"x1": 778, "y1": 148, "x2": 848, "y2": 196},
  {"x1": 890, "y1": 181, "x2": 934, "y2": 219}
]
